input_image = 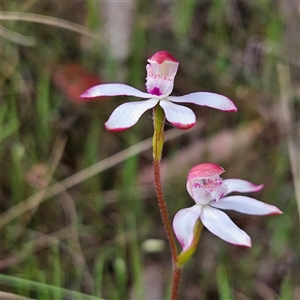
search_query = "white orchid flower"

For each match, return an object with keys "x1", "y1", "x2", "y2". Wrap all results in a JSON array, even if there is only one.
[
  {"x1": 80, "y1": 51, "x2": 237, "y2": 131},
  {"x1": 173, "y1": 163, "x2": 282, "y2": 249}
]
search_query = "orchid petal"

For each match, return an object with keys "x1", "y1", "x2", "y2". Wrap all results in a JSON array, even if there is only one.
[
  {"x1": 223, "y1": 179, "x2": 263, "y2": 194},
  {"x1": 210, "y1": 196, "x2": 283, "y2": 215},
  {"x1": 146, "y1": 51, "x2": 179, "y2": 96},
  {"x1": 173, "y1": 205, "x2": 202, "y2": 251},
  {"x1": 80, "y1": 83, "x2": 152, "y2": 99},
  {"x1": 189, "y1": 182, "x2": 212, "y2": 205},
  {"x1": 159, "y1": 100, "x2": 196, "y2": 129},
  {"x1": 105, "y1": 99, "x2": 158, "y2": 131},
  {"x1": 200, "y1": 206, "x2": 251, "y2": 247},
  {"x1": 146, "y1": 64, "x2": 176, "y2": 96},
  {"x1": 168, "y1": 92, "x2": 237, "y2": 112}
]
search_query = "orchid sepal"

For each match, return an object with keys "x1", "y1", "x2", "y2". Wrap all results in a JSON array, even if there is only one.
[
  {"x1": 159, "y1": 100, "x2": 196, "y2": 130},
  {"x1": 104, "y1": 99, "x2": 158, "y2": 131},
  {"x1": 80, "y1": 83, "x2": 151, "y2": 99},
  {"x1": 210, "y1": 195, "x2": 283, "y2": 215},
  {"x1": 168, "y1": 92, "x2": 237, "y2": 112},
  {"x1": 176, "y1": 219, "x2": 203, "y2": 267},
  {"x1": 223, "y1": 179, "x2": 264, "y2": 194}
]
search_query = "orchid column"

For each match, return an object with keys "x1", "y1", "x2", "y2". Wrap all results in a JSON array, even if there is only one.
[{"x1": 80, "y1": 51, "x2": 238, "y2": 300}]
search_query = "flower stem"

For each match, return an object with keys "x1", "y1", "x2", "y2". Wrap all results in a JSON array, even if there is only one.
[
  {"x1": 152, "y1": 105, "x2": 181, "y2": 299},
  {"x1": 153, "y1": 159, "x2": 178, "y2": 261},
  {"x1": 170, "y1": 267, "x2": 182, "y2": 300}
]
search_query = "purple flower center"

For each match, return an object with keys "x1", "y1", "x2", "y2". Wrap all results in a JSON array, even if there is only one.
[
  {"x1": 193, "y1": 178, "x2": 222, "y2": 191},
  {"x1": 149, "y1": 87, "x2": 162, "y2": 96}
]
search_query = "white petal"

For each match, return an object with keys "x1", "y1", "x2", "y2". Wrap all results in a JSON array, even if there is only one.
[
  {"x1": 105, "y1": 99, "x2": 158, "y2": 131},
  {"x1": 189, "y1": 182, "x2": 212, "y2": 205},
  {"x1": 209, "y1": 196, "x2": 283, "y2": 215},
  {"x1": 172, "y1": 205, "x2": 202, "y2": 251},
  {"x1": 168, "y1": 92, "x2": 237, "y2": 112},
  {"x1": 159, "y1": 100, "x2": 196, "y2": 129},
  {"x1": 200, "y1": 206, "x2": 251, "y2": 247},
  {"x1": 80, "y1": 83, "x2": 152, "y2": 98},
  {"x1": 146, "y1": 63, "x2": 176, "y2": 96},
  {"x1": 223, "y1": 179, "x2": 263, "y2": 194}
]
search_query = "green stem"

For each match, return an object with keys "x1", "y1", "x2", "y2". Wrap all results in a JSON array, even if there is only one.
[{"x1": 152, "y1": 105, "x2": 181, "y2": 299}]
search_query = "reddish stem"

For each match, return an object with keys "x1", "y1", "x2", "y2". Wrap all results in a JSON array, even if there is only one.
[
  {"x1": 171, "y1": 267, "x2": 182, "y2": 300},
  {"x1": 152, "y1": 105, "x2": 181, "y2": 299},
  {"x1": 153, "y1": 159, "x2": 178, "y2": 262}
]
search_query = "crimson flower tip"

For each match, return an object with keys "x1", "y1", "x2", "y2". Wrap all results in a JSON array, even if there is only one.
[
  {"x1": 270, "y1": 208, "x2": 283, "y2": 215},
  {"x1": 224, "y1": 98, "x2": 238, "y2": 112},
  {"x1": 148, "y1": 51, "x2": 178, "y2": 64},
  {"x1": 104, "y1": 123, "x2": 131, "y2": 132},
  {"x1": 172, "y1": 122, "x2": 195, "y2": 130},
  {"x1": 239, "y1": 241, "x2": 252, "y2": 248},
  {"x1": 254, "y1": 184, "x2": 264, "y2": 192},
  {"x1": 79, "y1": 90, "x2": 92, "y2": 98},
  {"x1": 188, "y1": 163, "x2": 225, "y2": 180}
]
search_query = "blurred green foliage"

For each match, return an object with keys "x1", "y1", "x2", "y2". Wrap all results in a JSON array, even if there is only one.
[{"x1": 1, "y1": 1, "x2": 299, "y2": 299}]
